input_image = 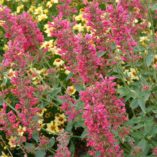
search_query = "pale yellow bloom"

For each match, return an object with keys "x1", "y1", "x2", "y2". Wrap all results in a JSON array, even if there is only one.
[
  {"x1": 41, "y1": 40, "x2": 56, "y2": 53},
  {"x1": 139, "y1": 36, "x2": 149, "y2": 47},
  {"x1": 66, "y1": 85, "x2": 76, "y2": 96},
  {"x1": 75, "y1": 14, "x2": 86, "y2": 23},
  {"x1": 0, "y1": 0, "x2": 4, "y2": 4},
  {"x1": 17, "y1": 125, "x2": 26, "y2": 136},
  {"x1": 0, "y1": 20, "x2": 5, "y2": 26},
  {"x1": 73, "y1": 23, "x2": 84, "y2": 32},
  {"x1": 53, "y1": 58, "x2": 64, "y2": 67},
  {"x1": 0, "y1": 152, "x2": 10, "y2": 157},
  {"x1": 46, "y1": 121, "x2": 60, "y2": 134},
  {"x1": 16, "y1": 5, "x2": 24, "y2": 13},
  {"x1": 34, "y1": 6, "x2": 43, "y2": 15},
  {"x1": 129, "y1": 68, "x2": 139, "y2": 80},
  {"x1": 52, "y1": 0, "x2": 58, "y2": 3},
  {"x1": 37, "y1": 119, "x2": 44, "y2": 130},
  {"x1": 0, "y1": 6, "x2": 4, "y2": 11},
  {"x1": 54, "y1": 113, "x2": 66, "y2": 125},
  {"x1": 8, "y1": 136, "x2": 17, "y2": 148},
  {"x1": 46, "y1": 1, "x2": 53, "y2": 8},
  {"x1": 139, "y1": 36, "x2": 149, "y2": 43},
  {"x1": 28, "y1": 6, "x2": 36, "y2": 13},
  {"x1": 65, "y1": 69, "x2": 70, "y2": 75},
  {"x1": 37, "y1": 14, "x2": 47, "y2": 22},
  {"x1": 37, "y1": 108, "x2": 47, "y2": 117},
  {"x1": 3, "y1": 44, "x2": 8, "y2": 51},
  {"x1": 44, "y1": 23, "x2": 54, "y2": 37},
  {"x1": 153, "y1": 55, "x2": 157, "y2": 69},
  {"x1": 124, "y1": 68, "x2": 139, "y2": 83},
  {"x1": 7, "y1": 69, "x2": 16, "y2": 79}
]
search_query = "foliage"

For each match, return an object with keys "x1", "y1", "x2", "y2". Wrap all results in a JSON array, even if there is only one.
[{"x1": 0, "y1": 0, "x2": 157, "y2": 157}]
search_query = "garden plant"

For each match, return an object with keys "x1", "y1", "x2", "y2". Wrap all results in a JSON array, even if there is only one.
[{"x1": 0, "y1": 0, "x2": 157, "y2": 157}]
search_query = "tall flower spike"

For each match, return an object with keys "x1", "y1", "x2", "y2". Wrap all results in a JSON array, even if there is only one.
[{"x1": 80, "y1": 77, "x2": 128, "y2": 157}]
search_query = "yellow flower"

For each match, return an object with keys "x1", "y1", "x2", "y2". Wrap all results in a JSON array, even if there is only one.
[
  {"x1": 66, "y1": 85, "x2": 76, "y2": 96},
  {"x1": 44, "y1": 23, "x2": 55, "y2": 37},
  {"x1": 37, "y1": 14, "x2": 47, "y2": 22},
  {"x1": 124, "y1": 68, "x2": 139, "y2": 83},
  {"x1": 16, "y1": 5, "x2": 24, "y2": 13},
  {"x1": 37, "y1": 119, "x2": 44, "y2": 130},
  {"x1": 73, "y1": 23, "x2": 84, "y2": 32},
  {"x1": 43, "y1": 9, "x2": 48, "y2": 14},
  {"x1": 53, "y1": 58, "x2": 64, "y2": 67},
  {"x1": 17, "y1": 125, "x2": 26, "y2": 136},
  {"x1": 0, "y1": 152, "x2": 10, "y2": 157},
  {"x1": 45, "y1": 112, "x2": 52, "y2": 118},
  {"x1": 129, "y1": 68, "x2": 139, "y2": 80},
  {"x1": 46, "y1": 121, "x2": 59, "y2": 134},
  {"x1": 153, "y1": 55, "x2": 157, "y2": 68},
  {"x1": 8, "y1": 136, "x2": 17, "y2": 148},
  {"x1": 0, "y1": 0, "x2": 4, "y2": 4},
  {"x1": 139, "y1": 36, "x2": 149, "y2": 47},
  {"x1": 41, "y1": 40, "x2": 55, "y2": 53},
  {"x1": 75, "y1": 14, "x2": 85, "y2": 22},
  {"x1": 7, "y1": 69, "x2": 16, "y2": 79},
  {"x1": 37, "y1": 108, "x2": 47, "y2": 117},
  {"x1": 65, "y1": 69, "x2": 70, "y2": 75},
  {"x1": 3, "y1": 44, "x2": 8, "y2": 51},
  {"x1": 0, "y1": 6, "x2": 4, "y2": 12},
  {"x1": 52, "y1": 0, "x2": 58, "y2": 3},
  {"x1": 34, "y1": 6, "x2": 43, "y2": 15},
  {"x1": 28, "y1": 6, "x2": 36, "y2": 13},
  {"x1": 54, "y1": 113, "x2": 66, "y2": 125},
  {"x1": 46, "y1": 1, "x2": 53, "y2": 8},
  {"x1": 0, "y1": 20, "x2": 5, "y2": 26}
]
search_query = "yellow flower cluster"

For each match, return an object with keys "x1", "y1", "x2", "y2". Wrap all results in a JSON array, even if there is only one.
[
  {"x1": 66, "y1": 85, "x2": 76, "y2": 96},
  {"x1": 27, "y1": 67, "x2": 48, "y2": 85},
  {"x1": 73, "y1": 9, "x2": 91, "y2": 33},
  {"x1": 0, "y1": 152, "x2": 10, "y2": 157},
  {"x1": 124, "y1": 68, "x2": 139, "y2": 84},
  {"x1": 46, "y1": 113, "x2": 66, "y2": 134}
]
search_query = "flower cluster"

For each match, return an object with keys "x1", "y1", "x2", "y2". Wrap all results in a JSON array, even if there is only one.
[
  {"x1": 80, "y1": 77, "x2": 128, "y2": 157},
  {"x1": 54, "y1": 130, "x2": 71, "y2": 157},
  {"x1": 0, "y1": 5, "x2": 43, "y2": 147},
  {"x1": 0, "y1": 0, "x2": 157, "y2": 156}
]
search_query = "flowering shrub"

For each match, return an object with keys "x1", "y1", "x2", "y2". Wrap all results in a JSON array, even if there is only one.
[{"x1": 0, "y1": 0, "x2": 157, "y2": 157}]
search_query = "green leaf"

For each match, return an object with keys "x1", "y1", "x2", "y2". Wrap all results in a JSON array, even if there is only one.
[
  {"x1": 75, "y1": 84, "x2": 85, "y2": 92},
  {"x1": 74, "y1": 119, "x2": 84, "y2": 129},
  {"x1": 138, "y1": 139, "x2": 149, "y2": 155},
  {"x1": 35, "y1": 150, "x2": 46, "y2": 157},
  {"x1": 151, "y1": 4, "x2": 157, "y2": 11},
  {"x1": 81, "y1": 129, "x2": 88, "y2": 139},
  {"x1": 70, "y1": 141, "x2": 75, "y2": 157},
  {"x1": 66, "y1": 121, "x2": 73, "y2": 132},
  {"x1": 117, "y1": 87, "x2": 130, "y2": 97},
  {"x1": 146, "y1": 53, "x2": 154, "y2": 67},
  {"x1": 81, "y1": 154, "x2": 92, "y2": 157},
  {"x1": 24, "y1": 143, "x2": 35, "y2": 153},
  {"x1": 96, "y1": 151, "x2": 101, "y2": 157},
  {"x1": 144, "y1": 118, "x2": 154, "y2": 136},
  {"x1": 66, "y1": 72, "x2": 73, "y2": 81},
  {"x1": 47, "y1": 137, "x2": 55, "y2": 148},
  {"x1": 32, "y1": 131, "x2": 39, "y2": 143},
  {"x1": 137, "y1": 99, "x2": 146, "y2": 114},
  {"x1": 97, "y1": 51, "x2": 105, "y2": 57},
  {"x1": 130, "y1": 99, "x2": 139, "y2": 109},
  {"x1": 50, "y1": 88, "x2": 61, "y2": 97}
]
